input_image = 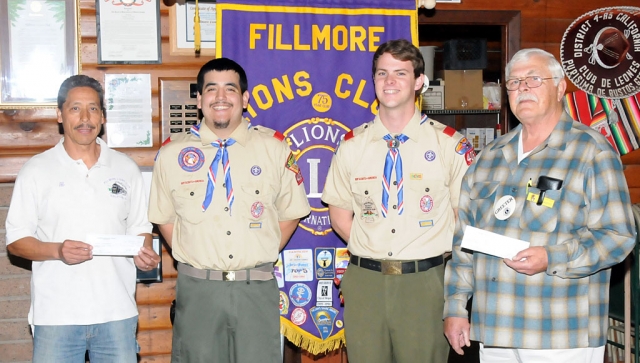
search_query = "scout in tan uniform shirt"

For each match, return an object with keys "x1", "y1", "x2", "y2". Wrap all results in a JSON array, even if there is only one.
[
  {"x1": 149, "y1": 58, "x2": 310, "y2": 363},
  {"x1": 321, "y1": 39, "x2": 473, "y2": 363}
]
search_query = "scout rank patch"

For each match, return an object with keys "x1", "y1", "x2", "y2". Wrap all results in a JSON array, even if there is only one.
[
  {"x1": 178, "y1": 147, "x2": 205, "y2": 172},
  {"x1": 420, "y1": 195, "x2": 434, "y2": 213},
  {"x1": 250, "y1": 201, "x2": 264, "y2": 218},
  {"x1": 285, "y1": 151, "x2": 304, "y2": 185}
]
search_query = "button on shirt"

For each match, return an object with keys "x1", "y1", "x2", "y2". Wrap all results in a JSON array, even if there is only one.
[
  {"x1": 444, "y1": 113, "x2": 636, "y2": 349},
  {"x1": 148, "y1": 120, "x2": 311, "y2": 270},
  {"x1": 322, "y1": 108, "x2": 470, "y2": 260}
]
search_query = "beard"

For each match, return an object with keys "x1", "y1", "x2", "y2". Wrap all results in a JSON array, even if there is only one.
[{"x1": 212, "y1": 119, "x2": 231, "y2": 129}]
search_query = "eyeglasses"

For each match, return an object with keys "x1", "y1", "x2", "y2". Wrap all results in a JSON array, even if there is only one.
[{"x1": 505, "y1": 76, "x2": 558, "y2": 91}]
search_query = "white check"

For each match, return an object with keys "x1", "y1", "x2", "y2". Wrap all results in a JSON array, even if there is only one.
[
  {"x1": 86, "y1": 234, "x2": 144, "y2": 256},
  {"x1": 461, "y1": 226, "x2": 530, "y2": 259}
]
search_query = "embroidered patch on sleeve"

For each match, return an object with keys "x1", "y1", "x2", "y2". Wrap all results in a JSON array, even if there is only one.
[{"x1": 285, "y1": 152, "x2": 300, "y2": 174}]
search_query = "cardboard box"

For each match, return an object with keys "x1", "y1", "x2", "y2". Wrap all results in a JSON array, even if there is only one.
[
  {"x1": 444, "y1": 70, "x2": 483, "y2": 110},
  {"x1": 421, "y1": 84, "x2": 444, "y2": 110}
]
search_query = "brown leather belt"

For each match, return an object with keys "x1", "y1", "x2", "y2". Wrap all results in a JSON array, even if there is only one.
[
  {"x1": 350, "y1": 255, "x2": 443, "y2": 275},
  {"x1": 177, "y1": 262, "x2": 274, "y2": 281}
]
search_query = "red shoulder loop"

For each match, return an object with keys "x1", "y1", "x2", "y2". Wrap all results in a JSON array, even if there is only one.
[
  {"x1": 161, "y1": 136, "x2": 172, "y2": 146},
  {"x1": 273, "y1": 131, "x2": 285, "y2": 141},
  {"x1": 443, "y1": 126, "x2": 456, "y2": 137},
  {"x1": 344, "y1": 130, "x2": 355, "y2": 141}
]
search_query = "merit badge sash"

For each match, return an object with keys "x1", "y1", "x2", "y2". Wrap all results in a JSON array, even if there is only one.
[{"x1": 217, "y1": 0, "x2": 417, "y2": 354}]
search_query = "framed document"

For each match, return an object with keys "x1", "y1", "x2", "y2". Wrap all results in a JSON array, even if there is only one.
[
  {"x1": 96, "y1": 0, "x2": 161, "y2": 64},
  {"x1": 169, "y1": 1, "x2": 216, "y2": 56},
  {"x1": 0, "y1": 0, "x2": 80, "y2": 109}
]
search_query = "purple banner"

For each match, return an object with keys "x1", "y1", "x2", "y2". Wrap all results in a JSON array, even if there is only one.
[{"x1": 217, "y1": 0, "x2": 416, "y2": 353}]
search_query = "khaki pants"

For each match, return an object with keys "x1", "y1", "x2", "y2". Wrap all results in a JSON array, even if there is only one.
[
  {"x1": 341, "y1": 262, "x2": 449, "y2": 363},
  {"x1": 171, "y1": 273, "x2": 281, "y2": 363}
]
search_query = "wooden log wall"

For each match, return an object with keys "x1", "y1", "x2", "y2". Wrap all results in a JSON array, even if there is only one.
[{"x1": 0, "y1": 0, "x2": 639, "y2": 362}]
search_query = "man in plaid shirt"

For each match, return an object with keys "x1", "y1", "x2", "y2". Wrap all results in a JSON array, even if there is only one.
[{"x1": 443, "y1": 48, "x2": 636, "y2": 362}]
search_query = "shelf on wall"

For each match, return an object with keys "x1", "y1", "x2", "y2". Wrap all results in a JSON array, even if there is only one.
[{"x1": 422, "y1": 109, "x2": 501, "y2": 114}]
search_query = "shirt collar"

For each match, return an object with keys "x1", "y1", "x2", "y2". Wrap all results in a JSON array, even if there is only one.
[
  {"x1": 369, "y1": 107, "x2": 423, "y2": 143},
  {"x1": 489, "y1": 112, "x2": 574, "y2": 155},
  {"x1": 194, "y1": 118, "x2": 250, "y2": 147},
  {"x1": 55, "y1": 137, "x2": 110, "y2": 167}
]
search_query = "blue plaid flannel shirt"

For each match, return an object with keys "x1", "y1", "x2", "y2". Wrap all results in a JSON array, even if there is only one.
[{"x1": 444, "y1": 113, "x2": 636, "y2": 349}]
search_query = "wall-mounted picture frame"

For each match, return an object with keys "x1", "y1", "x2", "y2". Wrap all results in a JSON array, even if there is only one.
[
  {"x1": 0, "y1": 0, "x2": 80, "y2": 109},
  {"x1": 169, "y1": 1, "x2": 216, "y2": 56},
  {"x1": 96, "y1": 0, "x2": 161, "y2": 64}
]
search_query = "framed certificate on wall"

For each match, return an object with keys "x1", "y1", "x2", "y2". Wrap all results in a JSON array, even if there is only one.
[
  {"x1": 96, "y1": 0, "x2": 162, "y2": 64},
  {"x1": 0, "y1": 0, "x2": 80, "y2": 108},
  {"x1": 169, "y1": 1, "x2": 216, "y2": 56}
]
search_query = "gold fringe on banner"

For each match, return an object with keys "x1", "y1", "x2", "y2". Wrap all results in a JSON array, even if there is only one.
[{"x1": 280, "y1": 317, "x2": 345, "y2": 355}]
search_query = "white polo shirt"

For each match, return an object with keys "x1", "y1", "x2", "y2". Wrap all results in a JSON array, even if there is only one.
[{"x1": 5, "y1": 138, "x2": 152, "y2": 326}]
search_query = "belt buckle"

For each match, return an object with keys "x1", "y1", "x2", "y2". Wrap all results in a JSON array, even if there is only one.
[
  {"x1": 381, "y1": 261, "x2": 402, "y2": 275},
  {"x1": 222, "y1": 271, "x2": 236, "y2": 281}
]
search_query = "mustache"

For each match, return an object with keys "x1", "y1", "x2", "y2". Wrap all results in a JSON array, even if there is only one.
[
  {"x1": 516, "y1": 93, "x2": 538, "y2": 104},
  {"x1": 74, "y1": 123, "x2": 96, "y2": 130},
  {"x1": 210, "y1": 101, "x2": 233, "y2": 107}
]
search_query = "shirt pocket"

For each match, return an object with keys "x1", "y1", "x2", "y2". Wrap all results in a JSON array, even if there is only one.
[
  {"x1": 519, "y1": 187, "x2": 560, "y2": 233},
  {"x1": 406, "y1": 181, "x2": 447, "y2": 218},
  {"x1": 469, "y1": 181, "x2": 500, "y2": 226},
  {"x1": 239, "y1": 183, "x2": 278, "y2": 220},
  {"x1": 352, "y1": 180, "x2": 382, "y2": 222},
  {"x1": 172, "y1": 184, "x2": 207, "y2": 225}
]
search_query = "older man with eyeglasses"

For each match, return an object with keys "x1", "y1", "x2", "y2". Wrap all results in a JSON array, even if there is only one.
[{"x1": 443, "y1": 48, "x2": 636, "y2": 363}]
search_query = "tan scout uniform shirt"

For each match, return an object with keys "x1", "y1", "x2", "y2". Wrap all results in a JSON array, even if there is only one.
[
  {"x1": 322, "y1": 108, "x2": 472, "y2": 260},
  {"x1": 149, "y1": 120, "x2": 311, "y2": 270}
]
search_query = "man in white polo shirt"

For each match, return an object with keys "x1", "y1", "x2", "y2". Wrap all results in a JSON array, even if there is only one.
[{"x1": 5, "y1": 75, "x2": 160, "y2": 363}]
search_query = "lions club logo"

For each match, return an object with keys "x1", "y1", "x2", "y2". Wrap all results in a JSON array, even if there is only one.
[{"x1": 284, "y1": 118, "x2": 350, "y2": 236}]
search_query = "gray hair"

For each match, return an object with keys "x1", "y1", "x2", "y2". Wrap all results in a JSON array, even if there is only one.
[{"x1": 505, "y1": 48, "x2": 565, "y2": 86}]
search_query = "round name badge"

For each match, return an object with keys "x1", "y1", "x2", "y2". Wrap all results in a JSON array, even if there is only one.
[{"x1": 493, "y1": 195, "x2": 516, "y2": 220}]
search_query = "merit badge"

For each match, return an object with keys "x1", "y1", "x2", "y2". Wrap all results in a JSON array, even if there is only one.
[
  {"x1": 315, "y1": 248, "x2": 336, "y2": 279},
  {"x1": 494, "y1": 195, "x2": 516, "y2": 220},
  {"x1": 424, "y1": 150, "x2": 436, "y2": 161},
  {"x1": 290, "y1": 307, "x2": 307, "y2": 326},
  {"x1": 361, "y1": 196, "x2": 378, "y2": 223},
  {"x1": 279, "y1": 291, "x2": 289, "y2": 315},
  {"x1": 310, "y1": 306, "x2": 339, "y2": 340},
  {"x1": 178, "y1": 147, "x2": 205, "y2": 172},
  {"x1": 251, "y1": 165, "x2": 262, "y2": 176},
  {"x1": 420, "y1": 195, "x2": 434, "y2": 213},
  {"x1": 335, "y1": 248, "x2": 350, "y2": 276},
  {"x1": 455, "y1": 137, "x2": 473, "y2": 155},
  {"x1": 250, "y1": 201, "x2": 264, "y2": 218},
  {"x1": 289, "y1": 283, "x2": 312, "y2": 307},
  {"x1": 316, "y1": 280, "x2": 333, "y2": 307}
]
